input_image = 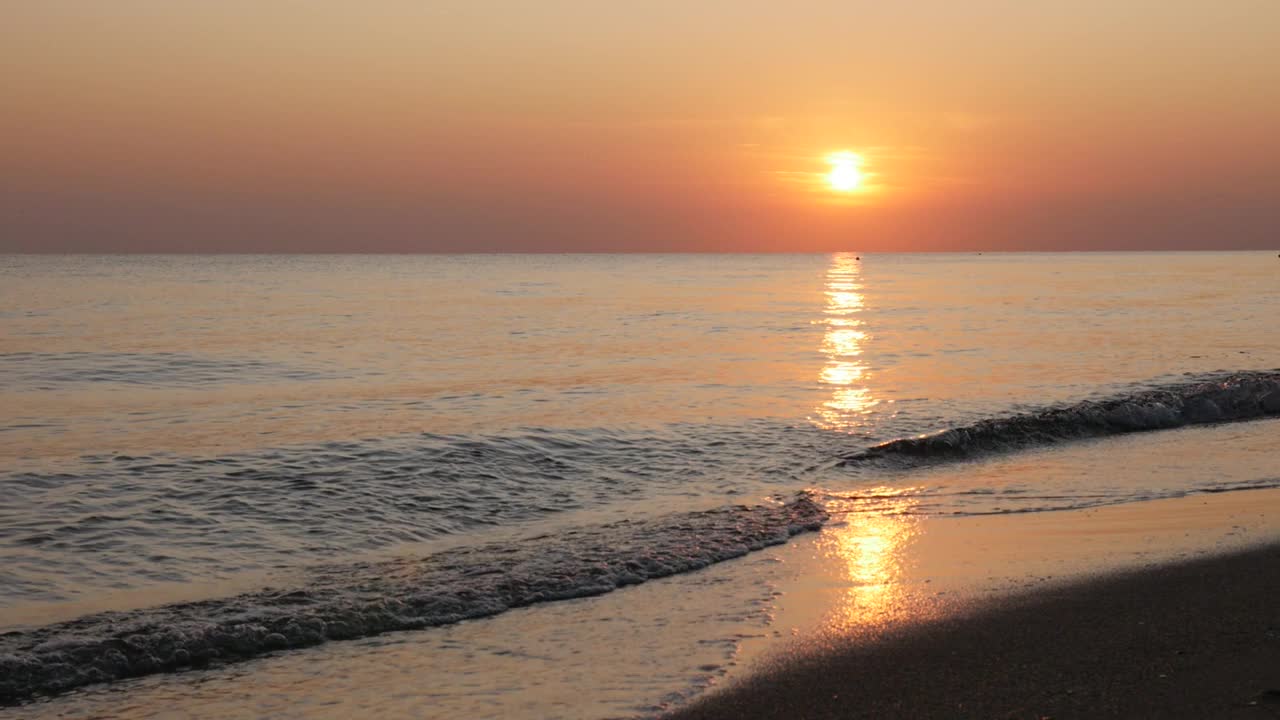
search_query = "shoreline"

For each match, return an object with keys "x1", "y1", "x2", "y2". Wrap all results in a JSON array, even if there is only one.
[
  {"x1": 670, "y1": 489, "x2": 1280, "y2": 719},
  {"x1": 5, "y1": 488, "x2": 1278, "y2": 718},
  {"x1": 670, "y1": 541, "x2": 1280, "y2": 719}
]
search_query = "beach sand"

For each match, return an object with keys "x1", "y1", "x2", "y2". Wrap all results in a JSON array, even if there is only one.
[{"x1": 671, "y1": 488, "x2": 1280, "y2": 719}]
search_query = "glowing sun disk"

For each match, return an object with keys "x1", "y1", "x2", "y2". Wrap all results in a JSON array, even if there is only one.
[{"x1": 826, "y1": 151, "x2": 865, "y2": 192}]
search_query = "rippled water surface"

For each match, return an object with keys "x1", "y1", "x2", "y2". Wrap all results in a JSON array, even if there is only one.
[{"x1": 1, "y1": 252, "x2": 1278, "y2": 712}]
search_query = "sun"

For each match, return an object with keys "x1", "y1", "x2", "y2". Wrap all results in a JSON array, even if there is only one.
[{"x1": 826, "y1": 151, "x2": 865, "y2": 192}]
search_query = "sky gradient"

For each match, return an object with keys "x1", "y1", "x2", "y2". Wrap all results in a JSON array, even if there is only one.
[{"x1": 3, "y1": 1, "x2": 1279, "y2": 252}]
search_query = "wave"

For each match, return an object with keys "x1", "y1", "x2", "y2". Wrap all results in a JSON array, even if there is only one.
[
  {"x1": 1, "y1": 421, "x2": 831, "y2": 605},
  {"x1": 0, "y1": 495, "x2": 826, "y2": 704},
  {"x1": 840, "y1": 370, "x2": 1280, "y2": 467}
]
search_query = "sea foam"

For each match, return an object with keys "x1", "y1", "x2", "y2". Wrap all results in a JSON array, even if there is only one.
[{"x1": 0, "y1": 495, "x2": 826, "y2": 703}]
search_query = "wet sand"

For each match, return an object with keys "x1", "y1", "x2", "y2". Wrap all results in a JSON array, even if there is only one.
[{"x1": 669, "y1": 491, "x2": 1280, "y2": 719}]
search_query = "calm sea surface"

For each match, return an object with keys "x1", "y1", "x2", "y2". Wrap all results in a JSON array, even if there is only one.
[{"x1": 2, "y1": 252, "x2": 1279, "y2": 715}]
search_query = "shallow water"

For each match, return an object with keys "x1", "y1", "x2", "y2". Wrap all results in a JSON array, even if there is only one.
[{"x1": 2, "y1": 252, "x2": 1278, "y2": 712}]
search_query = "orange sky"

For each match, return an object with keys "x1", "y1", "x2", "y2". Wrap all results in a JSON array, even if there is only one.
[{"x1": 3, "y1": 1, "x2": 1278, "y2": 252}]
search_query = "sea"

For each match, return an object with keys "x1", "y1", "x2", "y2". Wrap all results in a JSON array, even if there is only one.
[{"x1": 2, "y1": 252, "x2": 1278, "y2": 717}]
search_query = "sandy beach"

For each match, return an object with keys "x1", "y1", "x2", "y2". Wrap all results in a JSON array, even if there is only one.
[{"x1": 671, "y1": 488, "x2": 1280, "y2": 719}]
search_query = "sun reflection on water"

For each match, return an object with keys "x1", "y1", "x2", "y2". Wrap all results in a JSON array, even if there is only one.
[
  {"x1": 807, "y1": 256, "x2": 927, "y2": 630},
  {"x1": 818, "y1": 490, "x2": 922, "y2": 631},
  {"x1": 814, "y1": 253, "x2": 878, "y2": 431}
]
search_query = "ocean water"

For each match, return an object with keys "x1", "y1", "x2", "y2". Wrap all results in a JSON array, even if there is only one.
[{"x1": 2, "y1": 252, "x2": 1279, "y2": 712}]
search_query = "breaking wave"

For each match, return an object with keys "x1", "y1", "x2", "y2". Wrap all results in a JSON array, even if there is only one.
[
  {"x1": 841, "y1": 371, "x2": 1280, "y2": 467},
  {"x1": 0, "y1": 495, "x2": 826, "y2": 703}
]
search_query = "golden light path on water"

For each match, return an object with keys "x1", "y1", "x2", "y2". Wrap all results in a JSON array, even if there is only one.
[
  {"x1": 814, "y1": 252, "x2": 878, "y2": 431},
  {"x1": 818, "y1": 491, "x2": 923, "y2": 631},
  {"x1": 811, "y1": 253, "x2": 923, "y2": 629}
]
